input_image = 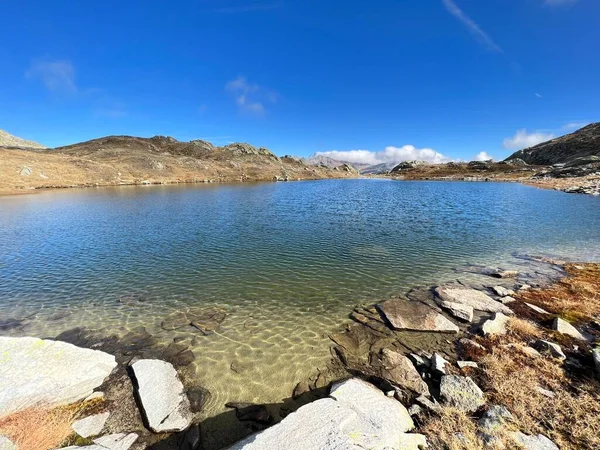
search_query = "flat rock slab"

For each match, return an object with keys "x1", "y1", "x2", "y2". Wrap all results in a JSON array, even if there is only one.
[
  {"x1": 440, "y1": 375, "x2": 485, "y2": 412},
  {"x1": 439, "y1": 301, "x2": 473, "y2": 322},
  {"x1": 72, "y1": 412, "x2": 110, "y2": 438},
  {"x1": 435, "y1": 286, "x2": 513, "y2": 315},
  {"x1": 130, "y1": 359, "x2": 192, "y2": 433},
  {"x1": 228, "y1": 378, "x2": 420, "y2": 450},
  {"x1": 0, "y1": 436, "x2": 17, "y2": 450},
  {"x1": 161, "y1": 306, "x2": 226, "y2": 335},
  {"x1": 0, "y1": 337, "x2": 117, "y2": 417},
  {"x1": 62, "y1": 433, "x2": 138, "y2": 450},
  {"x1": 525, "y1": 303, "x2": 550, "y2": 315},
  {"x1": 376, "y1": 300, "x2": 459, "y2": 333}
]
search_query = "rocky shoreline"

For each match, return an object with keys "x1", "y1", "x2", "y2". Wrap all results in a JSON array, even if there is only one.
[{"x1": 1, "y1": 257, "x2": 599, "y2": 449}]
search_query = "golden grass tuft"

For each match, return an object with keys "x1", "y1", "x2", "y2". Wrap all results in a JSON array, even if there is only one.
[
  {"x1": 420, "y1": 406, "x2": 484, "y2": 450},
  {"x1": 506, "y1": 317, "x2": 543, "y2": 340}
]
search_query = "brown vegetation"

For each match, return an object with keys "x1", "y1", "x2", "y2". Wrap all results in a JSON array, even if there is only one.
[{"x1": 420, "y1": 262, "x2": 600, "y2": 450}]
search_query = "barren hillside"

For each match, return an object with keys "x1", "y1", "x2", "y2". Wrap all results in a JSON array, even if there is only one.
[{"x1": 0, "y1": 135, "x2": 357, "y2": 194}]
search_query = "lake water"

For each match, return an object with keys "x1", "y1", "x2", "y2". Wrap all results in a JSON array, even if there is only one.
[{"x1": 1, "y1": 179, "x2": 600, "y2": 433}]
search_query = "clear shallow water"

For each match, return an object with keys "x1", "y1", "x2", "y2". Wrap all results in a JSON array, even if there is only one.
[{"x1": 1, "y1": 179, "x2": 600, "y2": 422}]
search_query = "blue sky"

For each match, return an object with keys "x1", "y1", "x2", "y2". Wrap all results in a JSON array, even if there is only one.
[{"x1": 0, "y1": 0, "x2": 598, "y2": 163}]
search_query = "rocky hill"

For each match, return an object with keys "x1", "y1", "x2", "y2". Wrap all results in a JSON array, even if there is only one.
[
  {"x1": 0, "y1": 129, "x2": 45, "y2": 149},
  {"x1": 0, "y1": 135, "x2": 356, "y2": 194},
  {"x1": 506, "y1": 122, "x2": 600, "y2": 165}
]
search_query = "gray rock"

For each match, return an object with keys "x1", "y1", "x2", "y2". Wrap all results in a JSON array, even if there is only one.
[
  {"x1": 483, "y1": 268, "x2": 519, "y2": 279},
  {"x1": 458, "y1": 338, "x2": 485, "y2": 352},
  {"x1": 457, "y1": 361, "x2": 478, "y2": 369},
  {"x1": 434, "y1": 286, "x2": 513, "y2": 315},
  {"x1": 552, "y1": 317, "x2": 586, "y2": 341},
  {"x1": 130, "y1": 359, "x2": 193, "y2": 433},
  {"x1": 376, "y1": 300, "x2": 459, "y2": 333},
  {"x1": 228, "y1": 378, "x2": 416, "y2": 449},
  {"x1": 535, "y1": 387, "x2": 556, "y2": 398},
  {"x1": 407, "y1": 404, "x2": 423, "y2": 416},
  {"x1": 379, "y1": 349, "x2": 430, "y2": 395},
  {"x1": 0, "y1": 436, "x2": 17, "y2": 450},
  {"x1": 438, "y1": 300, "x2": 474, "y2": 322},
  {"x1": 0, "y1": 337, "x2": 116, "y2": 417},
  {"x1": 415, "y1": 395, "x2": 442, "y2": 414},
  {"x1": 62, "y1": 433, "x2": 138, "y2": 450},
  {"x1": 431, "y1": 353, "x2": 449, "y2": 375},
  {"x1": 408, "y1": 353, "x2": 429, "y2": 369},
  {"x1": 593, "y1": 347, "x2": 600, "y2": 376},
  {"x1": 397, "y1": 433, "x2": 428, "y2": 449},
  {"x1": 480, "y1": 312, "x2": 510, "y2": 336},
  {"x1": 532, "y1": 340, "x2": 566, "y2": 360},
  {"x1": 72, "y1": 412, "x2": 110, "y2": 438},
  {"x1": 491, "y1": 286, "x2": 514, "y2": 297},
  {"x1": 499, "y1": 296, "x2": 517, "y2": 304},
  {"x1": 510, "y1": 432, "x2": 559, "y2": 450},
  {"x1": 19, "y1": 166, "x2": 32, "y2": 176},
  {"x1": 503, "y1": 343, "x2": 541, "y2": 359},
  {"x1": 439, "y1": 375, "x2": 485, "y2": 412},
  {"x1": 478, "y1": 405, "x2": 513, "y2": 434},
  {"x1": 84, "y1": 391, "x2": 105, "y2": 402},
  {"x1": 525, "y1": 303, "x2": 550, "y2": 315}
]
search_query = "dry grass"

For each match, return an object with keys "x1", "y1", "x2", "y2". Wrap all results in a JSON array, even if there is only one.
[
  {"x1": 518, "y1": 263, "x2": 600, "y2": 324},
  {"x1": 480, "y1": 346, "x2": 600, "y2": 449},
  {"x1": 421, "y1": 407, "x2": 485, "y2": 450},
  {"x1": 506, "y1": 317, "x2": 543, "y2": 340},
  {"x1": 0, "y1": 399, "x2": 101, "y2": 450}
]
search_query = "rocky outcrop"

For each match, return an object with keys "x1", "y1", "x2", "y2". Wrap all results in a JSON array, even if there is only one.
[
  {"x1": 130, "y1": 359, "x2": 193, "y2": 433},
  {"x1": 228, "y1": 378, "x2": 423, "y2": 450},
  {"x1": 434, "y1": 286, "x2": 513, "y2": 315},
  {"x1": 0, "y1": 129, "x2": 45, "y2": 149},
  {"x1": 376, "y1": 299, "x2": 459, "y2": 333},
  {"x1": 0, "y1": 336, "x2": 117, "y2": 417},
  {"x1": 506, "y1": 122, "x2": 600, "y2": 166}
]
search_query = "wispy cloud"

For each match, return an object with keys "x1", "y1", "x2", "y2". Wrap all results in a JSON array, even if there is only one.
[
  {"x1": 473, "y1": 151, "x2": 494, "y2": 161},
  {"x1": 441, "y1": 0, "x2": 503, "y2": 53},
  {"x1": 503, "y1": 129, "x2": 555, "y2": 150},
  {"x1": 25, "y1": 59, "x2": 77, "y2": 93},
  {"x1": 504, "y1": 121, "x2": 591, "y2": 150},
  {"x1": 535, "y1": 93, "x2": 542, "y2": 98},
  {"x1": 317, "y1": 145, "x2": 452, "y2": 165},
  {"x1": 213, "y1": 2, "x2": 281, "y2": 13},
  {"x1": 225, "y1": 76, "x2": 277, "y2": 115}
]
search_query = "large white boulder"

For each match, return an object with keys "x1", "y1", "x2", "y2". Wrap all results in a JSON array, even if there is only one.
[
  {"x1": 0, "y1": 337, "x2": 116, "y2": 418},
  {"x1": 228, "y1": 378, "x2": 422, "y2": 450},
  {"x1": 130, "y1": 359, "x2": 192, "y2": 433}
]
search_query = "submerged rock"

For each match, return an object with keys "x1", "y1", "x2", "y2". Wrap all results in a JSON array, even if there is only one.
[
  {"x1": 439, "y1": 375, "x2": 485, "y2": 412},
  {"x1": 226, "y1": 402, "x2": 273, "y2": 424},
  {"x1": 228, "y1": 378, "x2": 417, "y2": 449},
  {"x1": 378, "y1": 349, "x2": 430, "y2": 395},
  {"x1": 161, "y1": 306, "x2": 227, "y2": 335},
  {"x1": 0, "y1": 336, "x2": 117, "y2": 417},
  {"x1": 434, "y1": 286, "x2": 513, "y2": 315},
  {"x1": 552, "y1": 317, "x2": 586, "y2": 341},
  {"x1": 130, "y1": 359, "x2": 193, "y2": 433},
  {"x1": 376, "y1": 300, "x2": 459, "y2": 333}
]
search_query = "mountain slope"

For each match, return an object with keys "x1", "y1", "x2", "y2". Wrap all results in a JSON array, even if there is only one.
[
  {"x1": 0, "y1": 129, "x2": 45, "y2": 149},
  {"x1": 0, "y1": 135, "x2": 356, "y2": 194},
  {"x1": 506, "y1": 123, "x2": 600, "y2": 165}
]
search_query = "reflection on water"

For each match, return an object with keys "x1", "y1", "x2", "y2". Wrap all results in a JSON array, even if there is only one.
[{"x1": 1, "y1": 179, "x2": 599, "y2": 420}]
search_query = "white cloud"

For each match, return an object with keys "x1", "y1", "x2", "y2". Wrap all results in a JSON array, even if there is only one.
[
  {"x1": 560, "y1": 121, "x2": 590, "y2": 131},
  {"x1": 503, "y1": 129, "x2": 555, "y2": 150},
  {"x1": 25, "y1": 59, "x2": 76, "y2": 92},
  {"x1": 213, "y1": 3, "x2": 281, "y2": 13},
  {"x1": 473, "y1": 151, "x2": 494, "y2": 161},
  {"x1": 225, "y1": 76, "x2": 277, "y2": 115},
  {"x1": 535, "y1": 93, "x2": 542, "y2": 98},
  {"x1": 316, "y1": 145, "x2": 452, "y2": 165},
  {"x1": 441, "y1": 0, "x2": 503, "y2": 53}
]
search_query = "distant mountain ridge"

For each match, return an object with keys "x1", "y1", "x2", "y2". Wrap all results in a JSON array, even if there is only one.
[
  {"x1": 0, "y1": 129, "x2": 45, "y2": 149},
  {"x1": 506, "y1": 122, "x2": 600, "y2": 165}
]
